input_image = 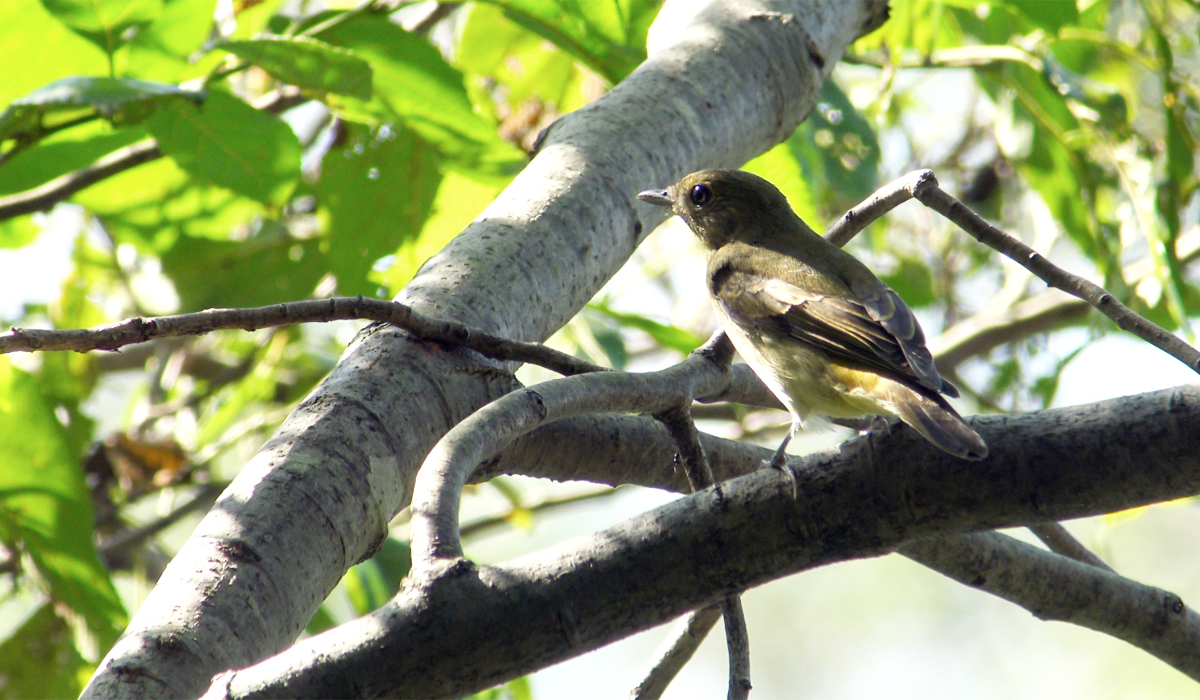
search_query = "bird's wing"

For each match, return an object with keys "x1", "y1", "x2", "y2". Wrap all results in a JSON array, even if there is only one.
[{"x1": 712, "y1": 265, "x2": 954, "y2": 397}]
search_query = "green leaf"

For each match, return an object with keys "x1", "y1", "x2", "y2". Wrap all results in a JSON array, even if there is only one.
[
  {"x1": 0, "y1": 359, "x2": 127, "y2": 650},
  {"x1": 222, "y1": 35, "x2": 373, "y2": 100},
  {"x1": 120, "y1": 0, "x2": 219, "y2": 82},
  {"x1": 41, "y1": 0, "x2": 163, "y2": 57},
  {"x1": 315, "y1": 11, "x2": 524, "y2": 176},
  {"x1": 0, "y1": 603, "x2": 88, "y2": 698},
  {"x1": 0, "y1": 2, "x2": 110, "y2": 109},
  {"x1": 996, "y1": 0, "x2": 1077, "y2": 33},
  {"x1": 145, "y1": 89, "x2": 301, "y2": 205},
  {"x1": 588, "y1": 304, "x2": 703, "y2": 354},
  {"x1": 159, "y1": 222, "x2": 328, "y2": 311},
  {"x1": 793, "y1": 80, "x2": 879, "y2": 216},
  {"x1": 0, "y1": 124, "x2": 148, "y2": 196},
  {"x1": 318, "y1": 122, "x2": 441, "y2": 296},
  {"x1": 377, "y1": 170, "x2": 509, "y2": 295},
  {"x1": 73, "y1": 156, "x2": 265, "y2": 251},
  {"x1": 743, "y1": 140, "x2": 819, "y2": 226},
  {"x1": 0, "y1": 76, "x2": 202, "y2": 142},
  {"x1": 477, "y1": 0, "x2": 660, "y2": 83},
  {"x1": 879, "y1": 257, "x2": 936, "y2": 309},
  {"x1": 343, "y1": 539, "x2": 409, "y2": 615},
  {"x1": 0, "y1": 217, "x2": 40, "y2": 249}
]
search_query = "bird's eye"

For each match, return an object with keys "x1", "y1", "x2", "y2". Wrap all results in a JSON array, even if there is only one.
[{"x1": 690, "y1": 184, "x2": 713, "y2": 207}]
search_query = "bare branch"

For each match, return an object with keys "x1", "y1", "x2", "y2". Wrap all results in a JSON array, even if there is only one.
[
  {"x1": 629, "y1": 605, "x2": 723, "y2": 700},
  {"x1": 208, "y1": 386, "x2": 1200, "y2": 699},
  {"x1": 721, "y1": 595, "x2": 752, "y2": 700},
  {"x1": 902, "y1": 531, "x2": 1200, "y2": 680},
  {"x1": 912, "y1": 171, "x2": 1200, "y2": 375},
  {"x1": 0, "y1": 140, "x2": 162, "y2": 220},
  {"x1": 1027, "y1": 523, "x2": 1114, "y2": 572},
  {"x1": 0, "y1": 296, "x2": 606, "y2": 377}
]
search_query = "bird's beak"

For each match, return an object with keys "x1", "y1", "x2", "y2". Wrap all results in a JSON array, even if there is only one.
[{"x1": 637, "y1": 189, "x2": 672, "y2": 206}]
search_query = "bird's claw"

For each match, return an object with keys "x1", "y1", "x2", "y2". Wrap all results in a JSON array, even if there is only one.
[{"x1": 764, "y1": 456, "x2": 798, "y2": 499}]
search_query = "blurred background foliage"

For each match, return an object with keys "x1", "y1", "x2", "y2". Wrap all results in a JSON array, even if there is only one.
[{"x1": 0, "y1": 0, "x2": 1197, "y2": 698}]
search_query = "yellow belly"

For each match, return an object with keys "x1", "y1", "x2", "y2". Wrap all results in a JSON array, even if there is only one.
[{"x1": 717, "y1": 313, "x2": 892, "y2": 423}]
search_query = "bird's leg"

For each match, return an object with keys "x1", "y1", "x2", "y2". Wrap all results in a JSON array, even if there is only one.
[{"x1": 764, "y1": 417, "x2": 800, "y2": 498}]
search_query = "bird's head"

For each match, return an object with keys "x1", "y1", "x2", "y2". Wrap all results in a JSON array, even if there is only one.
[{"x1": 637, "y1": 169, "x2": 800, "y2": 250}]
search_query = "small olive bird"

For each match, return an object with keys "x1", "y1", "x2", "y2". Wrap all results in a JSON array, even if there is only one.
[{"x1": 638, "y1": 169, "x2": 987, "y2": 469}]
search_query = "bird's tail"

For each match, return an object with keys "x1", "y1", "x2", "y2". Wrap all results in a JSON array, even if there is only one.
[{"x1": 879, "y1": 380, "x2": 988, "y2": 460}]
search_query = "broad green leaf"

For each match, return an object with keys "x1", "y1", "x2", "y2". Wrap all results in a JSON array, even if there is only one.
[
  {"x1": 230, "y1": 0, "x2": 287, "y2": 40},
  {"x1": 120, "y1": 0, "x2": 219, "y2": 82},
  {"x1": 588, "y1": 303, "x2": 703, "y2": 354},
  {"x1": 73, "y1": 157, "x2": 265, "y2": 252},
  {"x1": 0, "y1": 603, "x2": 89, "y2": 698},
  {"x1": 0, "y1": 124, "x2": 148, "y2": 196},
  {"x1": 318, "y1": 122, "x2": 440, "y2": 296},
  {"x1": 878, "y1": 257, "x2": 936, "y2": 309},
  {"x1": 996, "y1": 0, "x2": 1077, "y2": 33},
  {"x1": 0, "y1": 359, "x2": 127, "y2": 650},
  {"x1": 743, "y1": 140, "x2": 819, "y2": 226},
  {"x1": 316, "y1": 11, "x2": 524, "y2": 176},
  {"x1": 0, "y1": 2, "x2": 109, "y2": 109},
  {"x1": 458, "y1": 2, "x2": 595, "y2": 114},
  {"x1": 0, "y1": 76, "x2": 202, "y2": 142},
  {"x1": 41, "y1": 0, "x2": 163, "y2": 57},
  {"x1": 377, "y1": 170, "x2": 509, "y2": 294},
  {"x1": 793, "y1": 80, "x2": 879, "y2": 217},
  {"x1": 145, "y1": 89, "x2": 301, "y2": 205},
  {"x1": 160, "y1": 222, "x2": 328, "y2": 311},
  {"x1": 476, "y1": 0, "x2": 660, "y2": 83},
  {"x1": 222, "y1": 35, "x2": 373, "y2": 100},
  {"x1": 343, "y1": 537, "x2": 410, "y2": 615}
]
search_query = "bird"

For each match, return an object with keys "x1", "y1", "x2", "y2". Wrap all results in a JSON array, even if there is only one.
[{"x1": 637, "y1": 169, "x2": 987, "y2": 476}]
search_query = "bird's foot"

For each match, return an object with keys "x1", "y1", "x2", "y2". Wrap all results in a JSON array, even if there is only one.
[{"x1": 763, "y1": 453, "x2": 798, "y2": 499}]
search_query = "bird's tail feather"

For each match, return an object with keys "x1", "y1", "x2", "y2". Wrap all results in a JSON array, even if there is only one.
[{"x1": 882, "y1": 381, "x2": 988, "y2": 460}]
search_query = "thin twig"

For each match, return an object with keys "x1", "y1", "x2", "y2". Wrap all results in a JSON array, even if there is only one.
[
  {"x1": 456, "y1": 487, "x2": 618, "y2": 540},
  {"x1": 823, "y1": 168, "x2": 931, "y2": 247},
  {"x1": 99, "y1": 482, "x2": 226, "y2": 560},
  {"x1": 629, "y1": 605, "x2": 722, "y2": 700},
  {"x1": 0, "y1": 140, "x2": 163, "y2": 220},
  {"x1": 912, "y1": 171, "x2": 1200, "y2": 375},
  {"x1": 0, "y1": 296, "x2": 606, "y2": 377},
  {"x1": 721, "y1": 595, "x2": 752, "y2": 700},
  {"x1": 825, "y1": 169, "x2": 1200, "y2": 376},
  {"x1": 1028, "y1": 523, "x2": 1114, "y2": 572}
]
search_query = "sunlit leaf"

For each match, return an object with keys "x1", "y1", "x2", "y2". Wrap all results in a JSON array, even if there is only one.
[
  {"x1": 317, "y1": 122, "x2": 440, "y2": 296},
  {"x1": 588, "y1": 303, "x2": 703, "y2": 354},
  {"x1": 0, "y1": 359, "x2": 127, "y2": 650},
  {"x1": 145, "y1": 89, "x2": 301, "y2": 205},
  {"x1": 315, "y1": 11, "x2": 524, "y2": 176},
  {"x1": 120, "y1": 0, "x2": 219, "y2": 82},
  {"x1": 160, "y1": 222, "x2": 327, "y2": 311},
  {"x1": 222, "y1": 35, "x2": 373, "y2": 100},
  {"x1": 0, "y1": 2, "x2": 109, "y2": 109},
  {"x1": 0, "y1": 76, "x2": 202, "y2": 142},
  {"x1": 41, "y1": 0, "x2": 163, "y2": 57},
  {"x1": 0, "y1": 603, "x2": 89, "y2": 698},
  {"x1": 0, "y1": 123, "x2": 147, "y2": 196},
  {"x1": 476, "y1": 0, "x2": 660, "y2": 83}
]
